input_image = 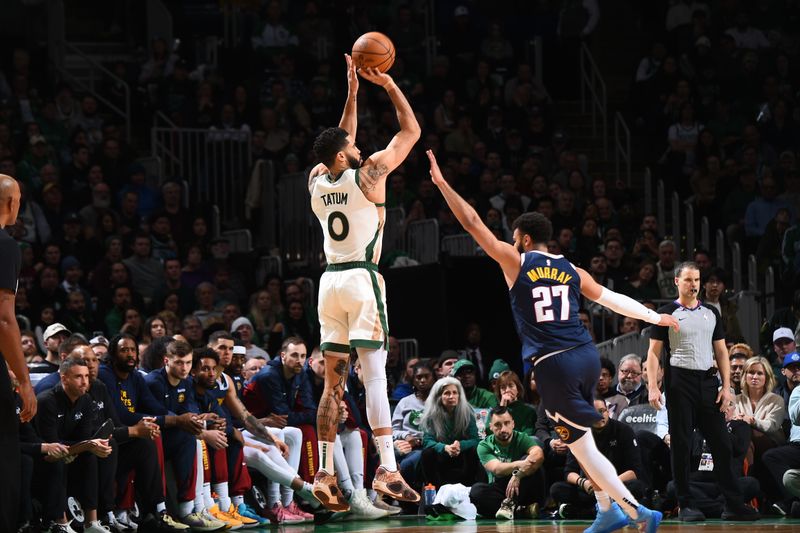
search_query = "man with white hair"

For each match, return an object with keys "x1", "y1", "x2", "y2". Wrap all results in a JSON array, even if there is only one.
[
  {"x1": 231, "y1": 316, "x2": 269, "y2": 360},
  {"x1": 605, "y1": 354, "x2": 648, "y2": 419}
]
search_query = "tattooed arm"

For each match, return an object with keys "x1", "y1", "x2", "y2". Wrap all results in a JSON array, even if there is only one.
[
  {"x1": 221, "y1": 373, "x2": 275, "y2": 443},
  {"x1": 357, "y1": 67, "x2": 421, "y2": 203}
]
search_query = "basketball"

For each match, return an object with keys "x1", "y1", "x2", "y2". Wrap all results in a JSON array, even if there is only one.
[{"x1": 351, "y1": 32, "x2": 395, "y2": 73}]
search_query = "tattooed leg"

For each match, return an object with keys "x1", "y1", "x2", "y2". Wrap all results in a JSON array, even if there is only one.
[{"x1": 317, "y1": 352, "x2": 349, "y2": 443}]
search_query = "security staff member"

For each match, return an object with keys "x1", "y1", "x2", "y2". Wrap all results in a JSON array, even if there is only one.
[
  {"x1": 0, "y1": 175, "x2": 35, "y2": 532},
  {"x1": 647, "y1": 261, "x2": 759, "y2": 522}
]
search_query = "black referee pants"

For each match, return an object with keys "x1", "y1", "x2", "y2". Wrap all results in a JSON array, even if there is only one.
[
  {"x1": 0, "y1": 359, "x2": 20, "y2": 530},
  {"x1": 666, "y1": 367, "x2": 742, "y2": 510}
]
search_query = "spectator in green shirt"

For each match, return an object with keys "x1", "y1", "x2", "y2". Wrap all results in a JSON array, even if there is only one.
[
  {"x1": 451, "y1": 359, "x2": 497, "y2": 409},
  {"x1": 470, "y1": 406, "x2": 545, "y2": 519},
  {"x1": 419, "y1": 377, "x2": 481, "y2": 489},
  {"x1": 494, "y1": 370, "x2": 537, "y2": 434}
]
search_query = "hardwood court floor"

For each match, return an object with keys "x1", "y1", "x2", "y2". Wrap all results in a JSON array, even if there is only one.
[{"x1": 241, "y1": 517, "x2": 800, "y2": 532}]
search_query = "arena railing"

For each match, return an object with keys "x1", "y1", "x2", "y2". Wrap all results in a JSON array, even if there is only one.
[
  {"x1": 54, "y1": 40, "x2": 131, "y2": 140},
  {"x1": 595, "y1": 329, "x2": 652, "y2": 370},
  {"x1": 276, "y1": 171, "x2": 324, "y2": 268},
  {"x1": 383, "y1": 207, "x2": 406, "y2": 257},
  {"x1": 151, "y1": 125, "x2": 251, "y2": 227},
  {"x1": 764, "y1": 267, "x2": 776, "y2": 321},
  {"x1": 398, "y1": 338, "x2": 419, "y2": 363},
  {"x1": 221, "y1": 229, "x2": 252, "y2": 253},
  {"x1": 441, "y1": 233, "x2": 478, "y2": 257},
  {"x1": 614, "y1": 112, "x2": 631, "y2": 186},
  {"x1": 580, "y1": 42, "x2": 608, "y2": 157},
  {"x1": 735, "y1": 291, "x2": 762, "y2": 349},
  {"x1": 407, "y1": 219, "x2": 439, "y2": 264}
]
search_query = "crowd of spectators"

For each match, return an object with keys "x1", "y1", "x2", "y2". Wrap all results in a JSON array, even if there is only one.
[{"x1": 5, "y1": 0, "x2": 800, "y2": 527}]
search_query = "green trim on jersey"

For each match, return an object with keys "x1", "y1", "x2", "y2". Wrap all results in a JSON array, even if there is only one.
[
  {"x1": 350, "y1": 339, "x2": 384, "y2": 349},
  {"x1": 325, "y1": 261, "x2": 378, "y2": 272},
  {"x1": 320, "y1": 342, "x2": 351, "y2": 354},
  {"x1": 364, "y1": 219, "x2": 382, "y2": 263},
  {"x1": 354, "y1": 167, "x2": 360, "y2": 187},
  {"x1": 369, "y1": 269, "x2": 389, "y2": 345}
]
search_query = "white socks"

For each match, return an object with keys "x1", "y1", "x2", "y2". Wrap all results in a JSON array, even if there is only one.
[
  {"x1": 595, "y1": 491, "x2": 611, "y2": 512},
  {"x1": 356, "y1": 347, "x2": 397, "y2": 470},
  {"x1": 232, "y1": 495, "x2": 244, "y2": 507},
  {"x1": 568, "y1": 432, "x2": 639, "y2": 518},
  {"x1": 213, "y1": 482, "x2": 231, "y2": 511},
  {"x1": 376, "y1": 435, "x2": 397, "y2": 471},
  {"x1": 203, "y1": 484, "x2": 215, "y2": 510},
  {"x1": 178, "y1": 500, "x2": 194, "y2": 518},
  {"x1": 319, "y1": 440, "x2": 335, "y2": 474}
]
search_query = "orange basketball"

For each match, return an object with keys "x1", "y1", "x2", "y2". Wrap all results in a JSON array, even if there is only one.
[{"x1": 351, "y1": 32, "x2": 395, "y2": 73}]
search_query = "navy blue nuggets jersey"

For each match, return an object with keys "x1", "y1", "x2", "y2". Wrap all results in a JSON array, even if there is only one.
[{"x1": 509, "y1": 251, "x2": 592, "y2": 362}]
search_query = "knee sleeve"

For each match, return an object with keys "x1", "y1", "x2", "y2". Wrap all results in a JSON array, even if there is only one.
[{"x1": 356, "y1": 347, "x2": 391, "y2": 429}]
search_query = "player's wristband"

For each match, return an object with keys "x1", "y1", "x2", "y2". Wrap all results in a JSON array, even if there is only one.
[{"x1": 596, "y1": 287, "x2": 662, "y2": 325}]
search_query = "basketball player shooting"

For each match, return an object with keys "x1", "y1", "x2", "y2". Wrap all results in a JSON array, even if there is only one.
[
  {"x1": 427, "y1": 150, "x2": 678, "y2": 532},
  {"x1": 308, "y1": 54, "x2": 421, "y2": 511}
]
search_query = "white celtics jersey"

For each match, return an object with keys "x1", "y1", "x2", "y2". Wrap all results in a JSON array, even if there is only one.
[{"x1": 310, "y1": 168, "x2": 385, "y2": 265}]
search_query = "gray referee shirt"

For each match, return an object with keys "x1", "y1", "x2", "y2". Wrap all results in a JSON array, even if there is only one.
[{"x1": 651, "y1": 301, "x2": 725, "y2": 371}]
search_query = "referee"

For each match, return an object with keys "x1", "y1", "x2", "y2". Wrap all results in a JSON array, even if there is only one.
[
  {"x1": 646, "y1": 261, "x2": 758, "y2": 522},
  {"x1": 0, "y1": 175, "x2": 36, "y2": 532}
]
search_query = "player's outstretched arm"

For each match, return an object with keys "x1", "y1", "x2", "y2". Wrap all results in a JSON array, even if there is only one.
[
  {"x1": 427, "y1": 150, "x2": 520, "y2": 286},
  {"x1": 576, "y1": 267, "x2": 679, "y2": 331},
  {"x1": 358, "y1": 68, "x2": 421, "y2": 199},
  {"x1": 338, "y1": 54, "x2": 359, "y2": 138}
]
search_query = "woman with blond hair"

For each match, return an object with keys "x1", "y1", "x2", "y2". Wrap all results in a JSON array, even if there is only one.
[
  {"x1": 733, "y1": 356, "x2": 786, "y2": 464},
  {"x1": 493, "y1": 370, "x2": 537, "y2": 435},
  {"x1": 419, "y1": 377, "x2": 481, "y2": 489}
]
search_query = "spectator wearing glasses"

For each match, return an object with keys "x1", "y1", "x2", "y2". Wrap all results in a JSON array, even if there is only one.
[
  {"x1": 606, "y1": 354, "x2": 648, "y2": 419},
  {"x1": 729, "y1": 344, "x2": 753, "y2": 395}
]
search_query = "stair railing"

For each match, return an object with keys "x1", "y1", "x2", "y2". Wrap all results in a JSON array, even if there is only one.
[
  {"x1": 579, "y1": 42, "x2": 607, "y2": 157},
  {"x1": 613, "y1": 111, "x2": 631, "y2": 185},
  {"x1": 54, "y1": 40, "x2": 131, "y2": 140}
]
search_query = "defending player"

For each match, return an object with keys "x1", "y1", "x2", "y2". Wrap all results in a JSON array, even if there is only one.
[
  {"x1": 308, "y1": 54, "x2": 421, "y2": 511},
  {"x1": 427, "y1": 150, "x2": 678, "y2": 533}
]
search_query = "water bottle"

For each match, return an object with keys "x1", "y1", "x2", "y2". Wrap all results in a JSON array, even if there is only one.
[{"x1": 424, "y1": 483, "x2": 437, "y2": 506}]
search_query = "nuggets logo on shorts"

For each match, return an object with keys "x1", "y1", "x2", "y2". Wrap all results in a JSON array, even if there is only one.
[{"x1": 554, "y1": 425, "x2": 571, "y2": 442}]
